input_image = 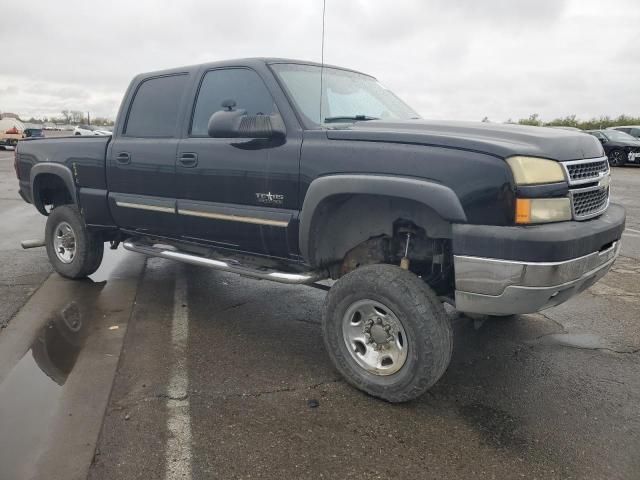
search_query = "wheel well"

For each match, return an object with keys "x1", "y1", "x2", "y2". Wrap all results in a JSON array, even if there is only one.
[
  {"x1": 307, "y1": 194, "x2": 454, "y2": 290},
  {"x1": 33, "y1": 173, "x2": 73, "y2": 215}
]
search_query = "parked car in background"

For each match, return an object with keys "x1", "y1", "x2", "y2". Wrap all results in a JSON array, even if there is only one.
[
  {"x1": 586, "y1": 129, "x2": 640, "y2": 166},
  {"x1": 608, "y1": 125, "x2": 640, "y2": 139},
  {"x1": 0, "y1": 117, "x2": 24, "y2": 149},
  {"x1": 73, "y1": 125, "x2": 94, "y2": 136},
  {"x1": 73, "y1": 125, "x2": 112, "y2": 136},
  {"x1": 23, "y1": 128, "x2": 45, "y2": 138}
]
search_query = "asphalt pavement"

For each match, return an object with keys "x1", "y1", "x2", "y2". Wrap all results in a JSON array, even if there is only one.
[{"x1": 0, "y1": 149, "x2": 639, "y2": 479}]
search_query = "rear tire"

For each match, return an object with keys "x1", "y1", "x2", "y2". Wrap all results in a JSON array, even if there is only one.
[
  {"x1": 45, "y1": 205, "x2": 104, "y2": 279},
  {"x1": 322, "y1": 264, "x2": 453, "y2": 403}
]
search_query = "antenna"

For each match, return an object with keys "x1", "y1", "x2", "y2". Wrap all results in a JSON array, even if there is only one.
[{"x1": 319, "y1": 0, "x2": 326, "y2": 125}]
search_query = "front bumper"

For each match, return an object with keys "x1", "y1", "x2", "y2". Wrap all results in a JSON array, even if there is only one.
[{"x1": 453, "y1": 204, "x2": 625, "y2": 315}]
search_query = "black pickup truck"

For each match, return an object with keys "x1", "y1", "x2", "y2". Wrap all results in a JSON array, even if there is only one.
[{"x1": 15, "y1": 58, "x2": 625, "y2": 402}]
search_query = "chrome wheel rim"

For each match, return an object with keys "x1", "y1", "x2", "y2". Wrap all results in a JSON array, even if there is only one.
[
  {"x1": 342, "y1": 299, "x2": 408, "y2": 376},
  {"x1": 53, "y1": 221, "x2": 76, "y2": 264}
]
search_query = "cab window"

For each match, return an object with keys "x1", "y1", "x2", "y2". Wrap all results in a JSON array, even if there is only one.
[
  {"x1": 125, "y1": 74, "x2": 188, "y2": 138},
  {"x1": 190, "y1": 68, "x2": 277, "y2": 137}
]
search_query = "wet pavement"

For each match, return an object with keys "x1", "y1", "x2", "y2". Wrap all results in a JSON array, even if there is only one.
[
  {"x1": 0, "y1": 150, "x2": 50, "y2": 328},
  {"x1": 0, "y1": 247, "x2": 144, "y2": 479},
  {"x1": 1, "y1": 149, "x2": 639, "y2": 479}
]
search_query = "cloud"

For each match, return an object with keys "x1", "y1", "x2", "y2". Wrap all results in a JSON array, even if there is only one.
[{"x1": 0, "y1": 0, "x2": 638, "y2": 122}]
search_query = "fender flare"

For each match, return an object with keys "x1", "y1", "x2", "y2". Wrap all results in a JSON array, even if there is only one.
[
  {"x1": 30, "y1": 163, "x2": 77, "y2": 215},
  {"x1": 298, "y1": 174, "x2": 467, "y2": 262}
]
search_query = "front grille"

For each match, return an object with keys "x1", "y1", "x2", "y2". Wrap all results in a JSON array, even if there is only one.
[
  {"x1": 564, "y1": 158, "x2": 609, "y2": 184},
  {"x1": 560, "y1": 157, "x2": 611, "y2": 220},
  {"x1": 571, "y1": 186, "x2": 609, "y2": 219}
]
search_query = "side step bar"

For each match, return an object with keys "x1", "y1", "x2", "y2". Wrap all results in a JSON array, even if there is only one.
[{"x1": 122, "y1": 240, "x2": 327, "y2": 285}]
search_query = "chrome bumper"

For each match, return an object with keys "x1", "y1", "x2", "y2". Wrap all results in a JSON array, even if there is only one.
[{"x1": 454, "y1": 241, "x2": 620, "y2": 315}]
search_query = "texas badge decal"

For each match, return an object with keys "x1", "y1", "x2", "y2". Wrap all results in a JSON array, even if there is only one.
[{"x1": 255, "y1": 192, "x2": 284, "y2": 206}]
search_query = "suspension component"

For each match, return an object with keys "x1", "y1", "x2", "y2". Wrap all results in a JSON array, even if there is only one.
[{"x1": 400, "y1": 232, "x2": 411, "y2": 270}]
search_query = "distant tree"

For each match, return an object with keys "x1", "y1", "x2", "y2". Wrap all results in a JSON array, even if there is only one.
[
  {"x1": 71, "y1": 110, "x2": 84, "y2": 123},
  {"x1": 61, "y1": 110, "x2": 71, "y2": 123},
  {"x1": 481, "y1": 116, "x2": 490, "y2": 123},
  {"x1": 546, "y1": 114, "x2": 579, "y2": 128},
  {"x1": 518, "y1": 113, "x2": 541, "y2": 126},
  {"x1": 91, "y1": 116, "x2": 115, "y2": 126},
  {"x1": 500, "y1": 113, "x2": 640, "y2": 130}
]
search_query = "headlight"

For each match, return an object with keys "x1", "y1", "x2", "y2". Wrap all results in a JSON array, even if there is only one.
[
  {"x1": 515, "y1": 198, "x2": 572, "y2": 224},
  {"x1": 506, "y1": 156, "x2": 566, "y2": 185}
]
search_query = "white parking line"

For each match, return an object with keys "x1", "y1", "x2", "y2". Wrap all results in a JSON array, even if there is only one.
[
  {"x1": 623, "y1": 232, "x2": 640, "y2": 238},
  {"x1": 625, "y1": 227, "x2": 640, "y2": 234},
  {"x1": 165, "y1": 269, "x2": 192, "y2": 480}
]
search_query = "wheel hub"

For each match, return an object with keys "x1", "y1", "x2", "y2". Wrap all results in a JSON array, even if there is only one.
[
  {"x1": 364, "y1": 318, "x2": 394, "y2": 350},
  {"x1": 342, "y1": 299, "x2": 408, "y2": 375},
  {"x1": 52, "y1": 221, "x2": 77, "y2": 264}
]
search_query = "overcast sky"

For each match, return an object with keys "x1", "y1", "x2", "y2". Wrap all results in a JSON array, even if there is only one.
[{"x1": 1, "y1": 0, "x2": 639, "y2": 122}]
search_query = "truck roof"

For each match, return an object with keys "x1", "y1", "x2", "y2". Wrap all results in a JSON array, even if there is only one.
[{"x1": 134, "y1": 57, "x2": 373, "y2": 80}]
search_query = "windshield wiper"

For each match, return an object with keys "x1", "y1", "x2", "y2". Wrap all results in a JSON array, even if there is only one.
[{"x1": 323, "y1": 115, "x2": 380, "y2": 123}]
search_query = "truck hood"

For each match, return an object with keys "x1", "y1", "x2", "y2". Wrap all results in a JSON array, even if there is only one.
[{"x1": 326, "y1": 120, "x2": 604, "y2": 161}]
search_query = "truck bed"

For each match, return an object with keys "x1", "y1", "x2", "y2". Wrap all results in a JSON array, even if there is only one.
[{"x1": 17, "y1": 135, "x2": 111, "y2": 205}]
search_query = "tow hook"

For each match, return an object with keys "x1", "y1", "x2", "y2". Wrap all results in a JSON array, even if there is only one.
[{"x1": 110, "y1": 240, "x2": 120, "y2": 250}]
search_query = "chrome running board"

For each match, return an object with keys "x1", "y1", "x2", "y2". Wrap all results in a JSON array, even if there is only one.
[{"x1": 122, "y1": 240, "x2": 326, "y2": 285}]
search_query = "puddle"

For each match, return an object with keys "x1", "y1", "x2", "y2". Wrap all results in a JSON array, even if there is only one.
[
  {"x1": 89, "y1": 247, "x2": 128, "y2": 283},
  {"x1": 534, "y1": 332, "x2": 638, "y2": 353},
  {"x1": 0, "y1": 248, "x2": 134, "y2": 479},
  {"x1": 541, "y1": 333, "x2": 609, "y2": 350},
  {"x1": 0, "y1": 282, "x2": 104, "y2": 479}
]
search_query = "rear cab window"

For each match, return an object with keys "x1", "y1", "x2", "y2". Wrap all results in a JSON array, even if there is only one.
[{"x1": 125, "y1": 74, "x2": 188, "y2": 137}]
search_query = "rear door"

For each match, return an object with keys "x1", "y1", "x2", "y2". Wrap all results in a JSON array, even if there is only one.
[
  {"x1": 175, "y1": 67, "x2": 301, "y2": 258},
  {"x1": 107, "y1": 73, "x2": 190, "y2": 236}
]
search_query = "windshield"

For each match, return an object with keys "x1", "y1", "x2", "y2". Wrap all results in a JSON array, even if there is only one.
[
  {"x1": 271, "y1": 63, "x2": 420, "y2": 127},
  {"x1": 604, "y1": 130, "x2": 637, "y2": 141}
]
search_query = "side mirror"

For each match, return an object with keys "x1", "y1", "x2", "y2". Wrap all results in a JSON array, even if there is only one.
[
  {"x1": 207, "y1": 109, "x2": 286, "y2": 139},
  {"x1": 600, "y1": 137, "x2": 608, "y2": 144}
]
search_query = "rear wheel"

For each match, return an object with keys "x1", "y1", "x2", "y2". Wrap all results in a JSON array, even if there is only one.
[
  {"x1": 608, "y1": 149, "x2": 627, "y2": 166},
  {"x1": 322, "y1": 264, "x2": 453, "y2": 402},
  {"x1": 45, "y1": 205, "x2": 104, "y2": 279}
]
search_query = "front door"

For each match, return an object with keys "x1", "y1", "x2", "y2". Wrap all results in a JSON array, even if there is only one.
[
  {"x1": 107, "y1": 73, "x2": 190, "y2": 236},
  {"x1": 176, "y1": 67, "x2": 300, "y2": 258}
]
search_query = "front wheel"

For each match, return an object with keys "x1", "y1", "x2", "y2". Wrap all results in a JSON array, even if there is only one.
[
  {"x1": 322, "y1": 264, "x2": 453, "y2": 403},
  {"x1": 608, "y1": 149, "x2": 627, "y2": 166},
  {"x1": 45, "y1": 205, "x2": 104, "y2": 279}
]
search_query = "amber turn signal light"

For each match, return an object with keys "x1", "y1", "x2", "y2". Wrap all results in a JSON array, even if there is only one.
[{"x1": 515, "y1": 198, "x2": 531, "y2": 224}]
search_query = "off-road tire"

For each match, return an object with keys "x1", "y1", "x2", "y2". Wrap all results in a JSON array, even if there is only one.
[
  {"x1": 45, "y1": 205, "x2": 104, "y2": 279},
  {"x1": 322, "y1": 264, "x2": 453, "y2": 403}
]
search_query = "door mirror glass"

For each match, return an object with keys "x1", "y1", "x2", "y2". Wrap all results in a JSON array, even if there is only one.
[{"x1": 207, "y1": 109, "x2": 285, "y2": 139}]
